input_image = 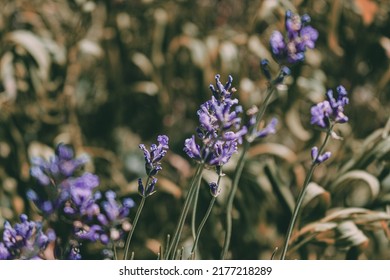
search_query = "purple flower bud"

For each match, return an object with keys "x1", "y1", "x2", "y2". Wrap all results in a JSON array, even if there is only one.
[
  {"x1": 145, "y1": 177, "x2": 158, "y2": 197},
  {"x1": 139, "y1": 135, "x2": 169, "y2": 176},
  {"x1": 255, "y1": 118, "x2": 278, "y2": 139},
  {"x1": 311, "y1": 146, "x2": 319, "y2": 161},
  {"x1": 209, "y1": 182, "x2": 220, "y2": 197},
  {"x1": 138, "y1": 178, "x2": 145, "y2": 196},
  {"x1": 56, "y1": 143, "x2": 74, "y2": 160},
  {"x1": 260, "y1": 59, "x2": 272, "y2": 80},
  {"x1": 311, "y1": 146, "x2": 331, "y2": 164},
  {"x1": 30, "y1": 166, "x2": 51, "y2": 186},
  {"x1": 69, "y1": 246, "x2": 81, "y2": 260},
  {"x1": 274, "y1": 66, "x2": 291, "y2": 84},
  {"x1": 317, "y1": 151, "x2": 331, "y2": 163}
]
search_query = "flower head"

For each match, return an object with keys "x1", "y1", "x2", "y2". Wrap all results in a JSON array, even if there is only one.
[
  {"x1": 184, "y1": 74, "x2": 247, "y2": 167},
  {"x1": 139, "y1": 135, "x2": 169, "y2": 176},
  {"x1": 75, "y1": 191, "x2": 134, "y2": 245},
  {"x1": 311, "y1": 86, "x2": 349, "y2": 129},
  {"x1": 270, "y1": 10, "x2": 318, "y2": 64},
  {"x1": 0, "y1": 214, "x2": 55, "y2": 260}
]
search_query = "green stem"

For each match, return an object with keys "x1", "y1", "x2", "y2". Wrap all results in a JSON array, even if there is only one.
[
  {"x1": 191, "y1": 178, "x2": 201, "y2": 239},
  {"x1": 165, "y1": 163, "x2": 204, "y2": 259},
  {"x1": 220, "y1": 85, "x2": 275, "y2": 259},
  {"x1": 123, "y1": 195, "x2": 146, "y2": 260},
  {"x1": 190, "y1": 173, "x2": 223, "y2": 258},
  {"x1": 280, "y1": 126, "x2": 333, "y2": 260}
]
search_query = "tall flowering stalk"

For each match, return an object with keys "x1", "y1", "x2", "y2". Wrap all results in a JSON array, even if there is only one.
[
  {"x1": 221, "y1": 10, "x2": 318, "y2": 259},
  {"x1": 165, "y1": 74, "x2": 247, "y2": 259},
  {"x1": 123, "y1": 135, "x2": 169, "y2": 260},
  {"x1": 280, "y1": 86, "x2": 349, "y2": 260}
]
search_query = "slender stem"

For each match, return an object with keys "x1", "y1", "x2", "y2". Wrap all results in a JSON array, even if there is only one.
[
  {"x1": 191, "y1": 178, "x2": 201, "y2": 239},
  {"x1": 191, "y1": 196, "x2": 216, "y2": 258},
  {"x1": 165, "y1": 163, "x2": 204, "y2": 259},
  {"x1": 123, "y1": 195, "x2": 146, "y2": 260},
  {"x1": 113, "y1": 244, "x2": 118, "y2": 260},
  {"x1": 280, "y1": 126, "x2": 333, "y2": 260},
  {"x1": 220, "y1": 85, "x2": 275, "y2": 259},
  {"x1": 190, "y1": 173, "x2": 223, "y2": 258}
]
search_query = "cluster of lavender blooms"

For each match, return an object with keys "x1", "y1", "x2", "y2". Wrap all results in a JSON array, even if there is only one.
[
  {"x1": 310, "y1": 86, "x2": 349, "y2": 164},
  {"x1": 138, "y1": 135, "x2": 169, "y2": 197},
  {"x1": 183, "y1": 75, "x2": 278, "y2": 196},
  {"x1": 270, "y1": 10, "x2": 319, "y2": 64},
  {"x1": 310, "y1": 86, "x2": 349, "y2": 129},
  {"x1": 184, "y1": 74, "x2": 247, "y2": 169},
  {"x1": 25, "y1": 143, "x2": 135, "y2": 258},
  {"x1": 0, "y1": 214, "x2": 55, "y2": 259}
]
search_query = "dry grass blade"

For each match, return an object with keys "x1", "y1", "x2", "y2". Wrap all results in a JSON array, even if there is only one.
[
  {"x1": 301, "y1": 182, "x2": 331, "y2": 222},
  {"x1": 6, "y1": 30, "x2": 51, "y2": 81},
  {"x1": 0, "y1": 52, "x2": 17, "y2": 102},
  {"x1": 335, "y1": 220, "x2": 368, "y2": 248},
  {"x1": 330, "y1": 170, "x2": 380, "y2": 207}
]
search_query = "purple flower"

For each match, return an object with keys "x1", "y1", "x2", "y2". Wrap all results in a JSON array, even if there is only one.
[
  {"x1": 139, "y1": 135, "x2": 169, "y2": 176},
  {"x1": 0, "y1": 214, "x2": 55, "y2": 259},
  {"x1": 138, "y1": 177, "x2": 158, "y2": 197},
  {"x1": 311, "y1": 146, "x2": 332, "y2": 164},
  {"x1": 260, "y1": 59, "x2": 272, "y2": 80},
  {"x1": 0, "y1": 242, "x2": 10, "y2": 260},
  {"x1": 184, "y1": 135, "x2": 202, "y2": 161},
  {"x1": 209, "y1": 182, "x2": 220, "y2": 197},
  {"x1": 270, "y1": 10, "x2": 318, "y2": 64},
  {"x1": 68, "y1": 245, "x2": 82, "y2": 260},
  {"x1": 255, "y1": 118, "x2": 278, "y2": 139},
  {"x1": 184, "y1": 74, "x2": 247, "y2": 167},
  {"x1": 75, "y1": 191, "x2": 134, "y2": 245},
  {"x1": 311, "y1": 86, "x2": 349, "y2": 129}
]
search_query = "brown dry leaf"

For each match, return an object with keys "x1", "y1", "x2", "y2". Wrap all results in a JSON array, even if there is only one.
[
  {"x1": 248, "y1": 143, "x2": 297, "y2": 163},
  {"x1": 145, "y1": 238, "x2": 161, "y2": 255},
  {"x1": 285, "y1": 104, "x2": 311, "y2": 142},
  {"x1": 354, "y1": 0, "x2": 378, "y2": 26},
  {"x1": 156, "y1": 177, "x2": 182, "y2": 199},
  {"x1": 6, "y1": 30, "x2": 51, "y2": 81},
  {"x1": 335, "y1": 220, "x2": 369, "y2": 248},
  {"x1": 302, "y1": 182, "x2": 331, "y2": 215},
  {"x1": 12, "y1": 196, "x2": 25, "y2": 215},
  {"x1": 0, "y1": 52, "x2": 17, "y2": 102},
  {"x1": 330, "y1": 170, "x2": 380, "y2": 207},
  {"x1": 328, "y1": 0, "x2": 344, "y2": 56}
]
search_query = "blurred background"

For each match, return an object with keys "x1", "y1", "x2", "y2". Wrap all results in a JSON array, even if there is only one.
[{"x1": 0, "y1": 0, "x2": 390, "y2": 259}]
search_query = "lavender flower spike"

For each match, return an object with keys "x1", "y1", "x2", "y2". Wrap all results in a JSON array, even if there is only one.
[
  {"x1": 184, "y1": 74, "x2": 247, "y2": 168},
  {"x1": 139, "y1": 135, "x2": 169, "y2": 176},
  {"x1": 311, "y1": 86, "x2": 349, "y2": 129},
  {"x1": 270, "y1": 10, "x2": 318, "y2": 64}
]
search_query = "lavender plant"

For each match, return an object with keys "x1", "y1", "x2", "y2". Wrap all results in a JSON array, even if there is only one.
[
  {"x1": 123, "y1": 135, "x2": 169, "y2": 260},
  {"x1": 280, "y1": 86, "x2": 349, "y2": 260},
  {"x1": 220, "y1": 10, "x2": 318, "y2": 259},
  {"x1": 164, "y1": 74, "x2": 247, "y2": 259}
]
